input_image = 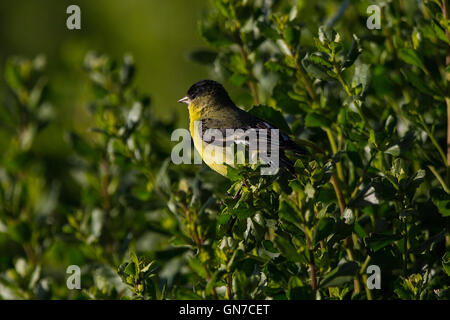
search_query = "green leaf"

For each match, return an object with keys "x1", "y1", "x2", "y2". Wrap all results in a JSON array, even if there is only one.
[
  {"x1": 366, "y1": 233, "x2": 402, "y2": 252},
  {"x1": 189, "y1": 49, "x2": 218, "y2": 65},
  {"x1": 432, "y1": 190, "x2": 450, "y2": 217},
  {"x1": 274, "y1": 234, "x2": 303, "y2": 263},
  {"x1": 410, "y1": 231, "x2": 445, "y2": 254},
  {"x1": 120, "y1": 54, "x2": 135, "y2": 87},
  {"x1": 342, "y1": 34, "x2": 362, "y2": 70},
  {"x1": 288, "y1": 285, "x2": 314, "y2": 300},
  {"x1": 302, "y1": 54, "x2": 334, "y2": 81},
  {"x1": 257, "y1": 21, "x2": 280, "y2": 40},
  {"x1": 226, "y1": 165, "x2": 243, "y2": 182},
  {"x1": 305, "y1": 112, "x2": 331, "y2": 128},
  {"x1": 318, "y1": 26, "x2": 340, "y2": 45},
  {"x1": 308, "y1": 52, "x2": 332, "y2": 69},
  {"x1": 141, "y1": 261, "x2": 156, "y2": 273},
  {"x1": 431, "y1": 19, "x2": 450, "y2": 45},
  {"x1": 313, "y1": 218, "x2": 335, "y2": 243},
  {"x1": 130, "y1": 251, "x2": 139, "y2": 268},
  {"x1": 68, "y1": 132, "x2": 98, "y2": 161},
  {"x1": 401, "y1": 69, "x2": 439, "y2": 97},
  {"x1": 263, "y1": 240, "x2": 278, "y2": 253},
  {"x1": 443, "y1": 252, "x2": 450, "y2": 276},
  {"x1": 123, "y1": 262, "x2": 136, "y2": 277},
  {"x1": 248, "y1": 105, "x2": 292, "y2": 134},
  {"x1": 199, "y1": 21, "x2": 234, "y2": 48},
  {"x1": 385, "y1": 132, "x2": 416, "y2": 157},
  {"x1": 228, "y1": 205, "x2": 254, "y2": 219},
  {"x1": 279, "y1": 198, "x2": 303, "y2": 227},
  {"x1": 353, "y1": 221, "x2": 367, "y2": 239},
  {"x1": 289, "y1": 180, "x2": 303, "y2": 192},
  {"x1": 372, "y1": 177, "x2": 398, "y2": 201},
  {"x1": 189, "y1": 257, "x2": 207, "y2": 277},
  {"x1": 398, "y1": 48, "x2": 425, "y2": 69},
  {"x1": 319, "y1": 262, "x2": 358, "y2": 288},
  {"x1": 217, "y1": 213, "x2": 232, "y2": 225},
  {"x1": 272, "y1": 83, "x2": 303, "y2": 114},
  {"x1": 352, "y1": 62, "x2": 370, "y2": 94},
  {"x1": 8, "y1": 221, "x2": 31, "y2": 244},
  {"x1": 284, "y1": 27, "x2": 300, "y2": 47}
]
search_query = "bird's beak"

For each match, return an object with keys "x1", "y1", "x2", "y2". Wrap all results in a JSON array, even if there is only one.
[{"x1": 178, "y1": 96, "x2": 190, "y2": 105}]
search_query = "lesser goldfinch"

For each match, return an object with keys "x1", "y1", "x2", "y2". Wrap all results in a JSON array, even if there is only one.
[{"x1": 178, "y1": 80, "x2": 306, "y2": 177}]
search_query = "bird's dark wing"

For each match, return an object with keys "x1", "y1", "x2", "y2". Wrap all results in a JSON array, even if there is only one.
[
  {"x1": 197, "y1": 116, "x2": 306, "y2": 175},
  {"x1": 244, "y1": 115, "x2": 307, "y2": 156},
  {"x1": 198, "y1": 116, "x2": 306, "y2": 154},
  {"x1": 199, "y1": 115, "x2": 307, "y2": 174}
]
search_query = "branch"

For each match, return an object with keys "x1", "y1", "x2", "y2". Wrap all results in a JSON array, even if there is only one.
[{"x1": 235, "y1": 28, "x2": 259, "y2": 105}]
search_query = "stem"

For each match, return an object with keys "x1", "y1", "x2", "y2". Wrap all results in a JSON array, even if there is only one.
[
  {"x1": 297, "y1": 64, "x2": 317, "y2": 102},
  {"x1": 343, "y1": 237, "x2": 361, "y2": 294},
  {"x1": 418, "y1": 115, "x2": 447, "y2": 166},
  {"x1": 447, "y1": 97, "x2": 450, "y2": 171},
  {"x1": 326, "y1": 128, "x2": 346, "y2": 215},
  {"x1": 284, "y1": 38, "x2": 349, "y2": 223},
  {"x1": 331, "y1": 175, "x2": 346, "y2": 214},
  {"x1": 336, "y1": 72, "x2": 367, "y2": 126},
  {"x1": 326, "y1": 128, "x2": 345, "y2": 181},
  {"x1": 226, "y1": 273, "x2": 233, "y2": 300},
  {"x1": 100, "y1": 159, "x2": 111, "y2": 214},
  {"x1": 403, "y1": 219, "x2": 408, "y2": 276},
  {"x1": 235, "y1": 30, "x2": 259, "y2": 105},
  {"x1": 427, "y1": 165, "x2": 450, "y2": 194},
  {"x1": 294, "y1": 56, "x2": 316, "y2": 102},
  {"x1": 442, "y1": 0, "x2": 450, "y2": 250},
  {"x1": 182, "y1": 203, "x2": 218, "y2": 299},
  {"x1": 282, "y1": 31, "x2": 366, "y2": 297},
  {"x1": 305, "y1": 234, "x2": 318, "y2": 294},
  {"x1": 283, "y1": 40, "x2": 317, "y2": 102},
  {"x1": 350, "y1": 152, "x2": 377, "y2": 199},
  {"x1": 333, "y1": 72, "x2": 368, "y2": 295},
  {"x1": 360, "y1": 256, "x2": 373, "y2": 300},
  {"x1": 443, "y1": 0, "x2": 450, "y2": 179},
  {"x1": 295, "y1": 138, "x2": 325, "y2": 154}
]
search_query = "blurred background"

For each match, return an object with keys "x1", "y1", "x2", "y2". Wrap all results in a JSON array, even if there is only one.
[
  {"x1": 0, "y1": 0, "x2": 210, "y2": 141},
  {"x1": 0, "y1": 1, "x2": 214, "y2": 298}
]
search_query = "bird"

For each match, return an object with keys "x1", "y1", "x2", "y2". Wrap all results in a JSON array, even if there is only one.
[{"x1": 178, "y1": 80, "x2": 307, "y2": 177}]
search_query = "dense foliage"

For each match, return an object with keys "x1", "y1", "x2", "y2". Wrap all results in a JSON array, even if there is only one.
[{"x1": 0, "y1": 0, "x2": 450, "y2": 300}]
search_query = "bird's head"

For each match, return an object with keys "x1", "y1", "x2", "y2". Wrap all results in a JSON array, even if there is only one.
[{"x1": 178, "y1": 80, "x2": 234, "y2": 114}]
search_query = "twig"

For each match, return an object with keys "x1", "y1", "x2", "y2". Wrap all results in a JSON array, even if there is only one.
[
  {"x1": 441, "y1": 0, "x2": 450, "y2": 249},
  {"x1": 235, "y1": 29, "x2": 259, "y2": 105},
  {"x1": 403, "y1": 218, "x2": 408, "y2": 276},
  {"x1": 427, "y1": 165, "x2": 450, "y2": 194},
  {"x1": 305, "y1": 234, "x2": 318, "y2": 293},
  {"x1": 331, "y1": 175, "x2": 346, "y2": 214},
  {"x1": 282, "y1": 40, "x2": 317, "y2": 102},
  {"x1": 182, "y1": 203, "x2": 218, "y2": 299},
  {"x1": 360, "y1": 256, "x2": 373, "y2": 300},
  {"x1": 326, "y1": 127, "x2": 345, "y2": 182},
  {"x1": 418, "y1": 115, "x2": 447, "y2": 166},
  {"x1": 442, "y1": 0, "x2": 450, "y2": 171},
  {"x1": 226, "y1": 273, "x2": 233, "y2": 300}
]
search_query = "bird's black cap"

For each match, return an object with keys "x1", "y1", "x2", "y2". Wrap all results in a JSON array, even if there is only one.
[{"x1": 187, "y1": 80, "x2": 230, "y2": 100}]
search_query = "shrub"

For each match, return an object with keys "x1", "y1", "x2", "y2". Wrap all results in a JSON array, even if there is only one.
[{"x1": 0, "y1": 0, "x2": 449, "y2": 300}]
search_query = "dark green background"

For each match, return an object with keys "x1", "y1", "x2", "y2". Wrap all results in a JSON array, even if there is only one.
[{"x1": 0, "y1": 0, "x2": 210, "y2": 134}]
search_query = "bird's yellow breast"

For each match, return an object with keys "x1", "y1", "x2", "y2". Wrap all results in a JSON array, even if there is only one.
[{"x1": 188, "y1": 105, "x2": 234, "y2": 177}]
